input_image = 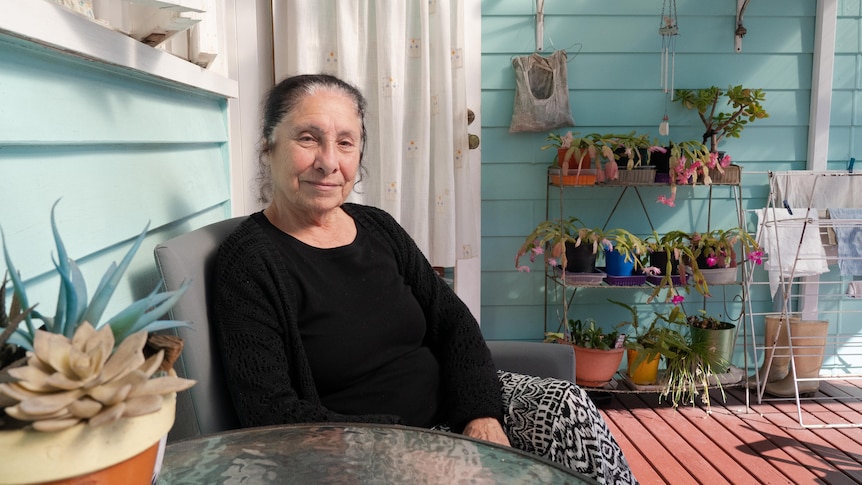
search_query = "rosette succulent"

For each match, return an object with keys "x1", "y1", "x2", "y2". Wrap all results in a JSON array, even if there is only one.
[
  {"x1": 0, "y1": 200, "x2": 194, "y2": 430},
  {"x1": 1, "y1": 322, "x2": 194, "y2": 431}
]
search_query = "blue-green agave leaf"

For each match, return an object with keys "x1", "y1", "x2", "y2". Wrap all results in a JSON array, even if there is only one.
[
  {"x1": 1, "y1": 228, "x2": 36, "y2": 340},
  {"x1": 51, "y1": 256, "x2": 88, "y2": 339},
  {"x1": 139, "y1": 320, "x2": 193, "y2": 334},
  {"x1": 81, "y1": 223, "x2": 150, "y2": 326},
  {"x1": 49, "y1": 200, "x2": 78, "y2": 337},
  {"x1": 103, "y1": 279, "x2": 191, "y2": 343}
]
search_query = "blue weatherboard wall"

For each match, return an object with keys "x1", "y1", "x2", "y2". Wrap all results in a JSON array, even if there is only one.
[
  {"x1": 0, "y1": 34, "x2": 232, "y2": 322},
  {"x1": 480, "y1": 0, "x2": 862, "y2": 370}
]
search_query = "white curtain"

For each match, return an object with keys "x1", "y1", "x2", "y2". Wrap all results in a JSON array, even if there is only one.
[{"x1": 271, "y1": 0, "x2": 478, "y2": 267}]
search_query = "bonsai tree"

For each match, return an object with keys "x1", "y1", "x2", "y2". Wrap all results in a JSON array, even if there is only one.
[{"x1": 673, "y1": 85, "x2": 768, "y2": 154}]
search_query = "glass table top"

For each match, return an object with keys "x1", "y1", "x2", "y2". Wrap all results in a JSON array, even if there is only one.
[{"x1": 156, "y1": 423, "x2": 596, "y2": 484}]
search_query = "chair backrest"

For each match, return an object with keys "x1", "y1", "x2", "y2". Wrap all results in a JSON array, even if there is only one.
[{"x1": 154, "y1": 217, "x2": 245, "y2": 442}]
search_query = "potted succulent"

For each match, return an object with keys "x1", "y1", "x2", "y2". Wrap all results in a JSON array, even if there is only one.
[
  {"x1": 688, "y1": 227, "x2": 763, "y2": 287},
  {"x1": 541, "y1": 131, "x2": 602, "y2": 172},
  {"x1": 603, "y1": 228, "x2": 649, "y2": 279},
  {"x1": 656, "y1": 139, "x2": 713, "y2": 207},
  {"x1": 542, "y1": 131, "x2": 657, "y2": 185},
  {"x1": 684, "y1": 310, "x2": 737, "y2": 374},
  {"x1": 545, "y1": 317, "x2": 625, "y2": 388},
  {"x1": 0, "y1": 202, "x2": 195, "y2": 483},
  {"x1": 610, "y1": 300, "x2": 688, "y2": 386},
  {"x1": 515, "y1": 216, "x2": 607, "y2": 275},
  {"x1": 643, "y1": 230, "x2": 707, "y2": 304},
  {"x1": 653, "y1": 307, "x2": 726, "y2": 410}
]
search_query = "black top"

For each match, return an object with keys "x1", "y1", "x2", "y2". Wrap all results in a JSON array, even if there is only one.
[{"x1": 258, "y1": 213, "x2": 441, "y2": 427}]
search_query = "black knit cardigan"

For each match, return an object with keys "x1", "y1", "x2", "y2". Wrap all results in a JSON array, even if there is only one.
[{"x1": 212, "y1": 203, "x2": 504, "y2": 432}]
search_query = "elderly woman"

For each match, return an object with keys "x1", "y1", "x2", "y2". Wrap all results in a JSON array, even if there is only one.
[{"x1": 213, "y1": 74, "x2": 637, "y2": 484}]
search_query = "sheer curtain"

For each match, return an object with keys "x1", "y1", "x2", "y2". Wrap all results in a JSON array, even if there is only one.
[{"x1": 271, "y1": 0, "x2": 478, "y2": 268}]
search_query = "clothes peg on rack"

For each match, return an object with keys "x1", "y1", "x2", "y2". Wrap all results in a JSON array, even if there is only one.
[{"x1": 849, "y1": 157, "x2": 855, "y2": 174}]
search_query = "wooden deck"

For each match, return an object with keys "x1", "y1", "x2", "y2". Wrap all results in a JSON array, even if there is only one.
[{"x1": 598, "y1": 378, "x2": 862, "y2": 484}]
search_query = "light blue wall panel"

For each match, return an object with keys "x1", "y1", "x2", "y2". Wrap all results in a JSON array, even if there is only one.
[{"x1": 0, "y1": 33, "x2": 231, "y2": 325}]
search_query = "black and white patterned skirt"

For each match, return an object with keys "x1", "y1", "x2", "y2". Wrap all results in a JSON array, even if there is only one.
[{"x1": 497, "y1": 371, "x2": 638, "y2": 485}]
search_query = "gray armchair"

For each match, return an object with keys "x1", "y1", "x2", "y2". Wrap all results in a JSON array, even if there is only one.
[{"x1": 154, "y1": 217, "x2": 574, "y2": 443}]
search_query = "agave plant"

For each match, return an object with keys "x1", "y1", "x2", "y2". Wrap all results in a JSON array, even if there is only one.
[{"x1": 0, "y1": 200, "x2": 194, "y2": 430}]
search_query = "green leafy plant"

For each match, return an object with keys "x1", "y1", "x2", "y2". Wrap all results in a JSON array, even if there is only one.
[
  {"x1": 0, "y1": 201, "x2": 194, "y2": 431},
  {"x1": 515, "y1": 217, "x2": 608, "y2": 271},
  {"x1": 689, "y1": 227, "x2": 763, "y2": 270},
  {"x1": 546, "y1": 318, "x2": 622, "y2": 351},
  {"x1": 610, "y1": 300, "x2": 687, "y2": 369},
  {"x1": 673, "y1": 85, "x2": 769, "y2": 153},
  {"x1": 653, "y1": 307, "x2": 726, "y2": 410},
  {"x1": 605, "y1": 228, "x2": 649, "y2": 273},
  {"x1": 541, "y1": 131, "x2": 657, "y2": 173},
  {"x1": 642, "y1": 230, "x2": 706, "y2": 303}
]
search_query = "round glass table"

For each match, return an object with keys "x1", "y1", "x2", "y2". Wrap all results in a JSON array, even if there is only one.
[{"x1": 156, "y1": 423, "x2": 596, "y2": 484}]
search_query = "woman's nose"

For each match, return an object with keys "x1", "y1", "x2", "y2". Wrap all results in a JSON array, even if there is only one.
[{"x1": 314, "y1": 142, "x2": 339, "y2": 174}]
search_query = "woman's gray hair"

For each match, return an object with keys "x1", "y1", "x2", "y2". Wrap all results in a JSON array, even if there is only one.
[{"x1": 256, "y1": 74, "x2": 368, "y2": 204}]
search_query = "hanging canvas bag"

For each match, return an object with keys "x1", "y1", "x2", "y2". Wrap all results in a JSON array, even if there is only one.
[{"x1": 509, "y1": 50, "x2": 575, "y2": 133}]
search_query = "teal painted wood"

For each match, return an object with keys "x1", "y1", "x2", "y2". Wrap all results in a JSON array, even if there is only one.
[
  {"x1": 478, "y1": 0, "x2": 829, "y2": 345},
  {"x1": 0, "y1": 40, "x2": 228, "y2": 145},
  {"x1": 0, "y1": 33, "x2": 232, "y2": 328}
]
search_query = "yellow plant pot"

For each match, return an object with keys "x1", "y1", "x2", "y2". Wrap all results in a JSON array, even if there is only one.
[
  {"x1": 627, "y1": 349, "x2": 660, "y2": 385},
  {"x1": 0, "y1": 393, "x2": 176, "y2": 485}
]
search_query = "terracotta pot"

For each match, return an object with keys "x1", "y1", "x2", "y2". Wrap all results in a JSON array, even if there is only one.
[
  {"x1": 573, "y1": 346, "x2": 625, "y2": 387},
  {"x1": 627, "y1": 349, "x2": 660, "y2": 385},
  {"x1": 557, "y1": 147, "x2": 591, "y2": 170},
  {"x1": 0, "y1": 393, "x2": 176, "y2": 485}
]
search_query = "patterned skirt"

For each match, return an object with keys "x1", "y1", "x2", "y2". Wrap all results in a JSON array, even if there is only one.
[{"x1": 497, "y1": 371, "x2": 638, "y2": 485}]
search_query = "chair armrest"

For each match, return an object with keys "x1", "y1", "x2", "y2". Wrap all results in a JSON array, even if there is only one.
[{"x1": 486, "y1": 341, "x2": 575, "y2": 382}]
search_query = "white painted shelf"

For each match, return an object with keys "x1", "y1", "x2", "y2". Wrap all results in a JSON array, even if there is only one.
[{"x1": 0, "y1": 0, "x2": 237, "y2": 98}]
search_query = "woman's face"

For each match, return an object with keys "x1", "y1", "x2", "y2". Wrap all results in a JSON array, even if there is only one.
[{"x1": 268, "y1": 89, "x2": 362, "y2": 216}]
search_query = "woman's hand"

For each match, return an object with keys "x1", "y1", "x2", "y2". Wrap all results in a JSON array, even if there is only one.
[{"x1": 462, "y1": 417, "x2": 511, "y2": 447}]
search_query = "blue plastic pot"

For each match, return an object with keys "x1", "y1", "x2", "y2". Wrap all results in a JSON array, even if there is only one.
[{"x1": 604, "y1": 249, "x2": 634, "y2": 276}]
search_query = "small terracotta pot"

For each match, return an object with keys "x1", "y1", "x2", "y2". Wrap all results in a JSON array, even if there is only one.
[{"x1": 557, "y1": 147, "x2": 591, "y2": 170}]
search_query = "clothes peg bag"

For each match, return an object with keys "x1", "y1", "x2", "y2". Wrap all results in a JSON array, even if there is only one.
[{"x1": 509, "y1": 50, "x2": 575, "y2": 133}]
